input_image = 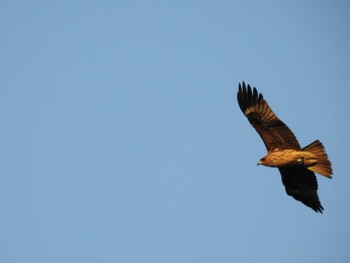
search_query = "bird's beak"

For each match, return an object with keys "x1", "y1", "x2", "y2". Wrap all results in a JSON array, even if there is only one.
[{"x1": 257, "y1": 161, "x2": 262, "y2": 166}]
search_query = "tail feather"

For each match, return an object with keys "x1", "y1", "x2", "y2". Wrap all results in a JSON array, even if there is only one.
[{"x1": 303, "y1": 140, "x2": 333, "y2": 178}]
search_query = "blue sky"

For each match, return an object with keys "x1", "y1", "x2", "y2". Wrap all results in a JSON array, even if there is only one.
[{"x1": 1, "y1": 1, "x2": 349, "y2": 262}]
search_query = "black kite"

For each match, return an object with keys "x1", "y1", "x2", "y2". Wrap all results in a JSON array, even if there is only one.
[{"x1": 237, "y1": 82, "x2": 332, "y2": 213}]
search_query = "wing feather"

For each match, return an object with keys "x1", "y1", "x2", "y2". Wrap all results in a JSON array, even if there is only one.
[
  {"x1": 279, "y1": 166, "x2": 324, "y2": 213},
  {"x1": 237, "y1": 82, "x2": 300, "y2": 151}
]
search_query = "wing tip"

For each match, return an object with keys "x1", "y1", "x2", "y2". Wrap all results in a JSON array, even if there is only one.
[
  {"x1": 313, "y1": 204, "x2": 324, "y2": 213},
  {"x1": 237, "y1": 81, "x2": 263, "y2": 113}
]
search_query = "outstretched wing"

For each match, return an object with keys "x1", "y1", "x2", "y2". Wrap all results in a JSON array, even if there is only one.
[
  {"x1": 237, "y1": 82, "x2": 300, "y2": 151},
  {"x1": 279, "y1": 166, "x2": 324, "y2": 213}
]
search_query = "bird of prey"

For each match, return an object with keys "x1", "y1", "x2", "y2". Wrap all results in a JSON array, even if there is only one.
[{"x1": 237, "y1": 82, "x2": 332, "y2": 213}]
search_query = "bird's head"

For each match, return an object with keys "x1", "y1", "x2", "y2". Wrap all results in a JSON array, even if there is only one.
[{"x1": 257, "y1": 157, "x2": 266, "y2": 166}]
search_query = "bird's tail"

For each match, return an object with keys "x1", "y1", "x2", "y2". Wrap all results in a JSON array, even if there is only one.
[{"x1": 303, "y1": 140, "x2": 333, "y2": 178}]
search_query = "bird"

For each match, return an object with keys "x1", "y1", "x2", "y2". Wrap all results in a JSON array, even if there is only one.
[{"x1": 237, "y1": 82, "x2": 332, "y2": 213}]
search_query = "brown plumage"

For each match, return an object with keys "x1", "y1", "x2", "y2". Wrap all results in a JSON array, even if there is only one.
[{"x1": 237, "y1": 82, "x2": 332, "y2": 213}]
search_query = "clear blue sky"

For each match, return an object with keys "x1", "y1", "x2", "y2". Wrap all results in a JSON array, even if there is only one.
[{"x1": 1, "y1": 1, "x2": 349, "y2": 262}]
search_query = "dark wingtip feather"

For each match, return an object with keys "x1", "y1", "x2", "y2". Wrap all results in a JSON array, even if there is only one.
[
  {"x1": 237, "y1": 82, "x2": 264, "y2": 114},
  {"x1": 247, "y1": 84, "x2": 252, "y2": 100},
  {"x1": 314, "y1": 204, "x2": 324, "y2": 213}
]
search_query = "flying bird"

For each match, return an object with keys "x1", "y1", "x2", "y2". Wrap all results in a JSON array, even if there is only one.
[{"x1": 237, "y1": 82, "x2": 332, "y2": 213}]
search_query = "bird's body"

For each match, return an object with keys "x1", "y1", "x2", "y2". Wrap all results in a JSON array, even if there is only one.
[
  {"x1": 237, "y1": 82, "x2": 332, "y2": 213},
  {"x1": 258, "y1": 149, "x2": 318, "y2": 168}
]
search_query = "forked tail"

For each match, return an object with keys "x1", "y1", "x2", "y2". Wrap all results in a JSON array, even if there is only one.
[{"x1": 303, "y1": 140, "x2": 333, "y2": 178}]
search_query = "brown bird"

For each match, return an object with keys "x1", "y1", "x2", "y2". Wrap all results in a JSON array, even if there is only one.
[{"x1": 237, "y1": 82, "x2": 332, "y2": 213}]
